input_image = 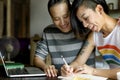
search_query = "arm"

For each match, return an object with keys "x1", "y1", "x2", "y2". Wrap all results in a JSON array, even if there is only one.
[
  {"x1": 78, "y1": 64, "x2": 120, "y2": 79},
  {"x1": 34, "y1": 56, "x2": 57, "y2": 77},
  {"x1": 93, "y1": 67, "x2": 120, "y2": 79},
  {"x1": 34, "y1": 34, "x2": 58, "y2": 77},
  {"x1": 61, "y1": 32, "x2": 95, "y2": 76},
  {"x1": 34, "y1": 56, "x2": 47, "y2": 71},
  {"x1": 70, "y1": 32, "x2": 95, "y2": 68}
]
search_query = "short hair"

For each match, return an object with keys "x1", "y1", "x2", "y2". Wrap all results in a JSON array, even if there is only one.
[
  {"x1": 70, "y1": 0, "x2": 109, "y2": 35},
  {"x1": 48, "y1": 0, "x2": 71, "y2": 16}
]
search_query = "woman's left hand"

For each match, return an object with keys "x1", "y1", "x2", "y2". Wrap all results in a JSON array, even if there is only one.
[{"x1": 73, "y1": 64, "x2": 94, "y2": 75}]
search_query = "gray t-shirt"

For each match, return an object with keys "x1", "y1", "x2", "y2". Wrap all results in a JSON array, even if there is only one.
[{"x1": 35, "y1": 24, "x2": 95, "y2": 70}]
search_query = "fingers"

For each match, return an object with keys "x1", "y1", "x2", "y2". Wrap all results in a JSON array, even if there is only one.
[
  {"x1": 74, "y1": 64, "x2": 94, "y2": 75},
  {"x1": 61, "y1": 65, "x2": 73, "y2": 77},
  {"x1": 74, "y1": 66, "x2": 84, "y2": 73},
  {"x1": 44, "y1": 65, "x2": 58, "y2": 77},
  {"x1": 61, "y1": 65, "x2": 68, "y2": 76}
]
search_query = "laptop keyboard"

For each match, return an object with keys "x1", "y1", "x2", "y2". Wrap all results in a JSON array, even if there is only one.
[{"x1": 8, "y1": 68, "x2": 28, "y2": 75}]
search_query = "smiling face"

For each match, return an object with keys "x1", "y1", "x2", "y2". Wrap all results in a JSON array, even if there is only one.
[
  {"x1": 76, "y1": 5, "x2": 105, "y2": 32},
  {"x1": 50, "y1": 2, "x2": 72, "y2": 33}
]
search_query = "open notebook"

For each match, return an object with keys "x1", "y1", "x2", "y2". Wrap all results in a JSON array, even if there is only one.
[
  {"x1": 0, "y1": 51, "x2": 46, "y2": 77},
  {"x1": 58, "y1": 74, "x2": 107, "y2": 80}
]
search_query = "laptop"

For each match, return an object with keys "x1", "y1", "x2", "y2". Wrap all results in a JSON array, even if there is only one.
[{"x1": 0, "y1": 52, "x2": 46, "y2": 77}]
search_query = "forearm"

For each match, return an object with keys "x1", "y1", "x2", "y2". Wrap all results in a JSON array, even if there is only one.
[
  {"x1": 93, "y1": 68, "x2": 120, "y2": 79},
  {"x1": 70, "y1": 54, "x2": 85, "y2": 69},
  {"x1": 70, "y1": 59, "x2": 81, "y2": 69},
  {"x1": 70, "y1": 43, "x2": 94, "y2": 68},
  {"x1": 34, "y1": 56, "x2": 47, "y2": 70}
]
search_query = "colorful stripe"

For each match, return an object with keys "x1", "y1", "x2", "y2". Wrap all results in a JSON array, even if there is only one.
[
  {"x1": 106, "y1": 60, "x2": 120, "y2": 65},
  {"x1": 98, "y1": 45, "x2": 120, "y2": 54},
  {"x1": 97, "y1": 44, "x2": 120, "y2": 65},
  {"x1": 103, "y1": 55, "x2": 120, "y2": 64},
  {"x1": 99, "y1": 49, "x2": 120, "y2": 59}
]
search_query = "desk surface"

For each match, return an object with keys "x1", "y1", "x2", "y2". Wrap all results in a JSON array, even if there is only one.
[
  {"x1": 0, "y1": 69, "x2": 59, "y2": 80},
  {"x1": 0, "y1": 65, "x2": 59, "y2": 80},
  {"x1": 0, "y1": 66, "x2": 115, "y2": 80},
  {"x1": 0, "y1": 77, "x2": 59, "y2": 80}
]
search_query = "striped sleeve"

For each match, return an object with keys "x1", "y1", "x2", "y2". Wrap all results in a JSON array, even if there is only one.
[{"x1": 35, "y1": 33, "x2": 49, "y2": 60}]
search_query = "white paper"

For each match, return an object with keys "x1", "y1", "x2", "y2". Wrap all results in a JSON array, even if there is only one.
[{"x1": 58, "y1": 74, "x2": 107, "y2": 80}]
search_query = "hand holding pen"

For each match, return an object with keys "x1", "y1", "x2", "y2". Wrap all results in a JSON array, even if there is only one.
[{"x1": 61, "y1": 55, "x2": 74, "y2": 76}]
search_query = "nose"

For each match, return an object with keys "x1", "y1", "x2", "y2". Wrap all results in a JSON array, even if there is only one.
[
  {"x1": 83, "y1": 21, "x2": 88, "y2": 28},
  {"x1": 60, "y1": 18, "x2": 65, "y2": 26}
]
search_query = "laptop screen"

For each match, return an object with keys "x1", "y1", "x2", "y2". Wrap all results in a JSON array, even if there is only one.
[
  {"x1": 0, "y1": 52, "x2": 9, "y2": 76},
  {"x1": 0, "y1": 51, "x2": 46, "y2": 77}
]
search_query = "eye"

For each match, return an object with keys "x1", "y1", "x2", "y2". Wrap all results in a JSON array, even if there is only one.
[
  {"x1": 83, "y1": 16, "x2": 88, "y2": 21},
  {"x1": 63, "y1": 14, "x2": 69, "y2": 19},
  {"x1": 53, "y1": 17, "x2": 59, "y2": 21}
]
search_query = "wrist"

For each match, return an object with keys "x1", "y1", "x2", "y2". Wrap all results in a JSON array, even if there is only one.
[
  {"x1": 42, "y1": 64, "x2": 48, "y2": 70},
  {"x1": 92, "y1": 68, "x2": 96, "y2": 75},
  {"x1": 70, "y1": 62, "x2": 79, "y2": 69}
]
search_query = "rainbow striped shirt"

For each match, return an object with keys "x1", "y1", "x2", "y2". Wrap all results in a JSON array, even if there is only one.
[{"x1": 94, "y1": 20, "x2": 120, "y2": 68}]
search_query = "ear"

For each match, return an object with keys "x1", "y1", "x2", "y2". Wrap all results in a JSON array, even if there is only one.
[{"x1": 95, "y1": 4, "x2": 104, "y2": 14}]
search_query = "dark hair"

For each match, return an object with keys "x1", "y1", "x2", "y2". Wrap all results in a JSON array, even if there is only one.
[
  {"x1": 48, "y1": 0, "x2": 71, "y2": 16},
  {"x1": 70, "y1": 0, "x2": 109, "y2": 35}
]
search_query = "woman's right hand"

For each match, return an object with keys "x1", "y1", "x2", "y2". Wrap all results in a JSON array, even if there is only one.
[
  {"x1": 61, "y1": 64, "x2": 73, "y2": 76},
  {"x1": 44, "y1": 65, "x2": 58, "y2": 77}
]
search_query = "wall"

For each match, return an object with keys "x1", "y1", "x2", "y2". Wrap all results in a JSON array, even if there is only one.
[
  {"x1": 105, "y1": 0, "x2": 118, "y2": 10},
  {"x1": 0, "y1": 1, "x2": 3, "y2": 38},
  {"x1": 30, "y1": 0, "x2": 119, "y2": 37},
  {"x1": 30, "y1": 0, "x2": 52, "y2": 37}
]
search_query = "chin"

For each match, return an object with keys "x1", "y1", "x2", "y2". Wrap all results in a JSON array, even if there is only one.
[
  {"x1": 62, "y1": 30, "x2": 70, "y2": 33},
  {"x1": 62, "y1": 30, "x2": 69, "y2": 33},
  {"x1": 61, "y1": 28, "x2": 72, "y2": 33}
]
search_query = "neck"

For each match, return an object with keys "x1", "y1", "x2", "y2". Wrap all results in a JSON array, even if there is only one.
[{"x1": 100, "y1": 16, "x2": 117, "y2": 37}]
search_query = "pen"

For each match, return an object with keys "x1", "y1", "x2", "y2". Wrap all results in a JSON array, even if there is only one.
[
  {"x1": 61, "y1": 55, "x2": 69, "y2": 66},
  {"x1": 61, "y1": 55, "x2": 74, "y2": 76}
]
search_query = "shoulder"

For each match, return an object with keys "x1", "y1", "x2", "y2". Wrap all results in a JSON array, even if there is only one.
[{"x1": 43, "y1": 24, "x2": 62, "y2": 33}]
